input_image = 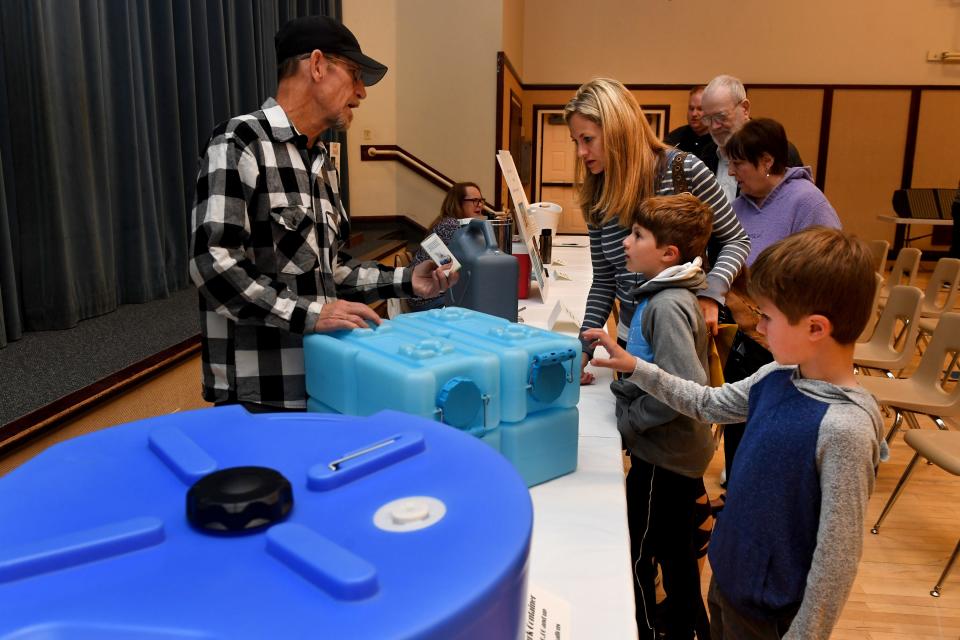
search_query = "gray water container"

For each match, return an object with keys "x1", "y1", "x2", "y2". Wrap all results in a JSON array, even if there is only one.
[{"x1": 448, "y1": 219, "x2": 519, "y2": 321}]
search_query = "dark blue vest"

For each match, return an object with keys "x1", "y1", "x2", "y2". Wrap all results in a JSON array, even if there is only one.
[{"x1": 708, "y1": 368, "x2": 827, "y2": 618}]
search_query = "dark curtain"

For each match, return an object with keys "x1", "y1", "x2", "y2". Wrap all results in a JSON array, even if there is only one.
[{"x1": 0, "y1": 0, "x2": 341, "y2": 348}]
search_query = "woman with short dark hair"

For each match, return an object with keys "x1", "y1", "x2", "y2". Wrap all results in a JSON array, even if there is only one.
[{"x1": 726, "y1": 118, "x2": 840, "y2": 265}]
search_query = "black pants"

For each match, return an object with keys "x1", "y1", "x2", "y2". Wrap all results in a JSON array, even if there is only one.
[{"x1": 627, "y1": 457, "x2": 712, "y2": 640}]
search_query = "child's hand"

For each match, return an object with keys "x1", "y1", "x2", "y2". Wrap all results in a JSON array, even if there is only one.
[{"x1": 581, "y1": 329, "x2": 638, "y2": 374}]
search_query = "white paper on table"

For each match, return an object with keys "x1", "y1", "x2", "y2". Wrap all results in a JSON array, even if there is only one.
[
  {"x1": 522, "y1": 584, "x2": 571, "y2": 640},
  {"x1": 547, "y1": 301, "x2": 582, "y2": 332}
]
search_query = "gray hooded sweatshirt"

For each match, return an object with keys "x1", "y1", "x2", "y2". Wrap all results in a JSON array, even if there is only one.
[
  {"x1": 611, "y1": 259, "x2": 715, "y2": 478},
  {"x1": 626, "y1": 359, "x2": 884, "y2": 640}
]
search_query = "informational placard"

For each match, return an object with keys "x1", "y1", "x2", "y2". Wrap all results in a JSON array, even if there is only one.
[
  {"x1": 523, "y1": 584, "x2": 571, "y2": 640},
  {"x1": 497, "y1": 150, "x2": 549, "y2": 301}
]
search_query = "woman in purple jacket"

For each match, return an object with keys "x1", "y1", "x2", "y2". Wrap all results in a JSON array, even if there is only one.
[{"x1": 726, "y1": 118, "x2": 841, "y2": 265}]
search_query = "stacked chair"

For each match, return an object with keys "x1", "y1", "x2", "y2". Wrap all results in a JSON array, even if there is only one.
[
  {"x1": 866, "y1": 239, "x2": 890, "y2": 274},
  {"x1": 858, "y1": 313, "x2": 960, "y2": 443},
  {"x1": 870, "y1": 428, "x2": 960, "y2": 597},
  {"x1": 877, "y1": 247, "x2": 921, "y2": 307},
  {"x1": 915, "y1": 258, "x2": 960, "y2": 351},
  {"x1": 853, "y1": 285, "x2": 923, "y2": 378},
  {"x1": 864, "y1": 252, "x2": 960, "y2": 599}
]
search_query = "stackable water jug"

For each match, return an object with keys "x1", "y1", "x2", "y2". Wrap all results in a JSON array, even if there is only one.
[
  {"x1": 302, "y1": 322, "x2": 501, "y2": 444},
  {"x1": 0, "y1": 407, "x2": 533, "y2": 639},
  {"x1": 393, "y1": 308, "x2": 581, "y2": 423},
  {"x1": 448, "y1": 219, "x2": 519, "y2": 321}
]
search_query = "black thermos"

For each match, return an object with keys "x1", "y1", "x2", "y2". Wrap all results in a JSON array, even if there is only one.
[{"x1": 539, "y1": 228, "x2": 553, "y2": 264}]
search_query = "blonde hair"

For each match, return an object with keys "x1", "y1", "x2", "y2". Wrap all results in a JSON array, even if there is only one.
[
  {"x1": 749, "y1": 227, "x2": 875, "y2": 345},
  {"x1": 563, "y1": 78, "x2": 668, "y2": 227}
]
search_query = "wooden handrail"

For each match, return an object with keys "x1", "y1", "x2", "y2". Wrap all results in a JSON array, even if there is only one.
[{"x1": 360, "y1": 144, "x2": 498, "y2": 215}]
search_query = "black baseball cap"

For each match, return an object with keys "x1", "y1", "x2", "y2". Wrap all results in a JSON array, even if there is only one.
[{"x1": 275, "y1": 16, "x2": 388, "y2": 86}]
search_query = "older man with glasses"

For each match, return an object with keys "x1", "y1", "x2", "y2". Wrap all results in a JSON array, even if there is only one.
[
  {"x1": 189, "y1": 16, "x2": 457, "y2": 414},
  {"x1": 701, "y1": 75, "x2": 803, "y2": 204}
]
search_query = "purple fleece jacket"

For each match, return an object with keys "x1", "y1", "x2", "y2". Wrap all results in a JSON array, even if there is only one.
[{"x1": 733, "y1": 166, "x2": 840, "y2": 265}]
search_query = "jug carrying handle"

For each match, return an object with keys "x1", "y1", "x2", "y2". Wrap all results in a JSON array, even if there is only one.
[{"x1": 468, "y1": 218, "x2": 498, "y2": 249}]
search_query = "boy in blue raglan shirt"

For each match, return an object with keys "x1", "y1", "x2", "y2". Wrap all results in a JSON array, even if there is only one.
[{"x1": 585, "y1": 227, "x2": 884, "y2": 640}]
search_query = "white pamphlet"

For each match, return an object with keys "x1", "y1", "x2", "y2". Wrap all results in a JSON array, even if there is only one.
[{"x1": 420, "y1": 233, "x2": 461, "y2": 272}]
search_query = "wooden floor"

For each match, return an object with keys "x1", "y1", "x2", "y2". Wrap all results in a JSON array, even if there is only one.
[{"x1": 3, "y1": 264, "x2": 959, "y2": 638}]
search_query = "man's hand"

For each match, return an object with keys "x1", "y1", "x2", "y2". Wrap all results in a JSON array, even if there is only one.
[
  {"x1": 579, "y1": 352, "x2": 596, "y2": 385},
  {"x1": 313, "y1": 300, "x2": 382, "y2": 333},
  {"x1": 698, "y1": 297, "x2": 719, "y2": 336},
  {"x1": 582, "y1": 328, "x2": 638, "y2": 374},
  {"x1": 411, "y1": 260, "x2": 459, "y2": 298}
]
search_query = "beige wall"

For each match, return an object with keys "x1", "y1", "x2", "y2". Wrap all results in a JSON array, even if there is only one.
[
  {"x1": 522, "y1": 0, "x2": 960, "y2": 85},
  {"x1": 502, "y1": 0, "x2": 525, "y2": 79},
  {"x1": 343, "y1": 0, "x2": 399, "y2": 218},
  {"x1": 345, "y1": 0, "x2": 502, "y2": 227}
]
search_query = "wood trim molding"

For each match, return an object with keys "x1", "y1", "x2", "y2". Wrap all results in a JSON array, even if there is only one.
[
  {"x1": 360, "y1": 144, "x2": 494, "y2": 211},
  {"x1": 0, "y1": 335, "x2": 201, "y2": 455},
  {"x1": 351, "y1": 214, "x2": 429, "y2": 235},
  {"x1": 495, "y1": 52, "x2": 506, "y2": 209},
  {"x1": 531, "y1": 104, "x2": 568, "y2": 203},
  {"x1": 901, "y1": 89, "x2": 922, "y2": 189},
  {"x1": 815, "y1": 88, "x2": 833, "y2": 190},
  {"x1": 521, "y1": 82, "x2": 960, "y2": 92}
]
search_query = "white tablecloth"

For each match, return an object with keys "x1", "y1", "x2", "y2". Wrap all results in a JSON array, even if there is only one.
[{"x1": 521, "y1": 238, "x2": 637, "y2": 639}]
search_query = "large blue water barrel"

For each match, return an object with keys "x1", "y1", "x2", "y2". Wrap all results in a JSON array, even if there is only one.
[{"x1": 0, "y1": 406, "x2": 532, "y2": 639}]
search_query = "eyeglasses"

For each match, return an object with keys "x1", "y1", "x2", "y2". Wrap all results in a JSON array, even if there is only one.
[
  {"x1": 701, "y1": 100, "x2": 745, "y2": 127},
  {"x1": 462, "y1": 198, "x2": 484, "y2": 206},
  {"x1": 327, "y1": 55, "x2": 363, "y2": 84}
]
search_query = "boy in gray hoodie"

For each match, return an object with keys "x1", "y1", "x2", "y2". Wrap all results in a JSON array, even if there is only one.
[
  {"x1": 601, "y1": 193, "x2": 715, "y2": 640},
  {"x1": 585, "y1": 227, "x2": 884, "y2": 640}
]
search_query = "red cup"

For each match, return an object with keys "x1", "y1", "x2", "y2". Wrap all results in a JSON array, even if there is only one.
[{"x1": 515, "y1": 253, "x2": 531, "y2": 299}]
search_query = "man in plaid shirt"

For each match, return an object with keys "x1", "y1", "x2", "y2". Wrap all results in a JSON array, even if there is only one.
[{"x1": 190, "y1": 16, "x2": 455, "y2": 412}]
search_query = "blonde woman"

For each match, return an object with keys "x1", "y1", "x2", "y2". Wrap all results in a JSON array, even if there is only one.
[
  {"x1": 566, "y1": 78, "x2": 749, "y2": 640},
  {"x1": 565, "y1": 78, "x2": 749, "y2": 384}
]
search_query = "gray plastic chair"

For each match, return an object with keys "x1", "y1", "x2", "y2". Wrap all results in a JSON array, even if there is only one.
[
  {"x1": 866, "y1": 239, "x2": 890, "y2": 274},
  {"x1": 854, "y1": 285, "x2": 923, "y2": 377},
  {"x1": 859, "y1": 312, "x2": 960, "y2": 443},
  {"x1": 858, "y1": 272, "x2": 886, "y2": 343},
  {"x1": 920, "y1": 258, "x2": 960, "y2": 318},
  {"x1": 914, "y1": 259, "x2": 960, "y2": 352},
  {"x1": 878, "y1": 247, "x2": 922, "y2": 305},
  {"x1": 871, "y1": 429, "x2": 960, "y2": 597}
]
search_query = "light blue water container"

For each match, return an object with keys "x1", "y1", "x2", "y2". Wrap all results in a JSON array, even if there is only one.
[
  {"x1": 500, "y1": 407, "x2": 580, "y2": 487},
  {"x1": 0, "y1": 407, "x2": 532, "y2": 639},
  {"x1": 303, "y1": 321, "x2": 500, "y2": 437},
  {"x1": 394, "y1": 308, "x2": 581, "y2": 422},
  {"x1": 306, "y1": 396, "x2": 503, "y2": 452}
]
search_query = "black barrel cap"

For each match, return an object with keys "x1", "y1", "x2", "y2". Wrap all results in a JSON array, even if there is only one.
[{"x1": 187, "y1": 466, "x2": 293, "y2": 535}]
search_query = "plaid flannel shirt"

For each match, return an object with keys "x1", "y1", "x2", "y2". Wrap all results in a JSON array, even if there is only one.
[{"x1": 190, "y1": 98, "x2": 412, "y2": 409}]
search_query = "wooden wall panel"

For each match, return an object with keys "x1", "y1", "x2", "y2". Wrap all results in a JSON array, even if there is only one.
[
  {"x1": 747, "y1": 89, "x2": 823, "y2": 177},
  {"x1": 912, "y1": 91, "x2": 960, "y2": 189},
  {"x1": 824, "y1": 90, "x2": 911, "y2": 243}
]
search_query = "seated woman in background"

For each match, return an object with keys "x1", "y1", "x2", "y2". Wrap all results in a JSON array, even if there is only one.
[
  {"x1": 407, "y1": 182, "x2": 487, "y2": 311},
  {"x1": 726, "y1": 118, "x2": 841, "y2": 265}
]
